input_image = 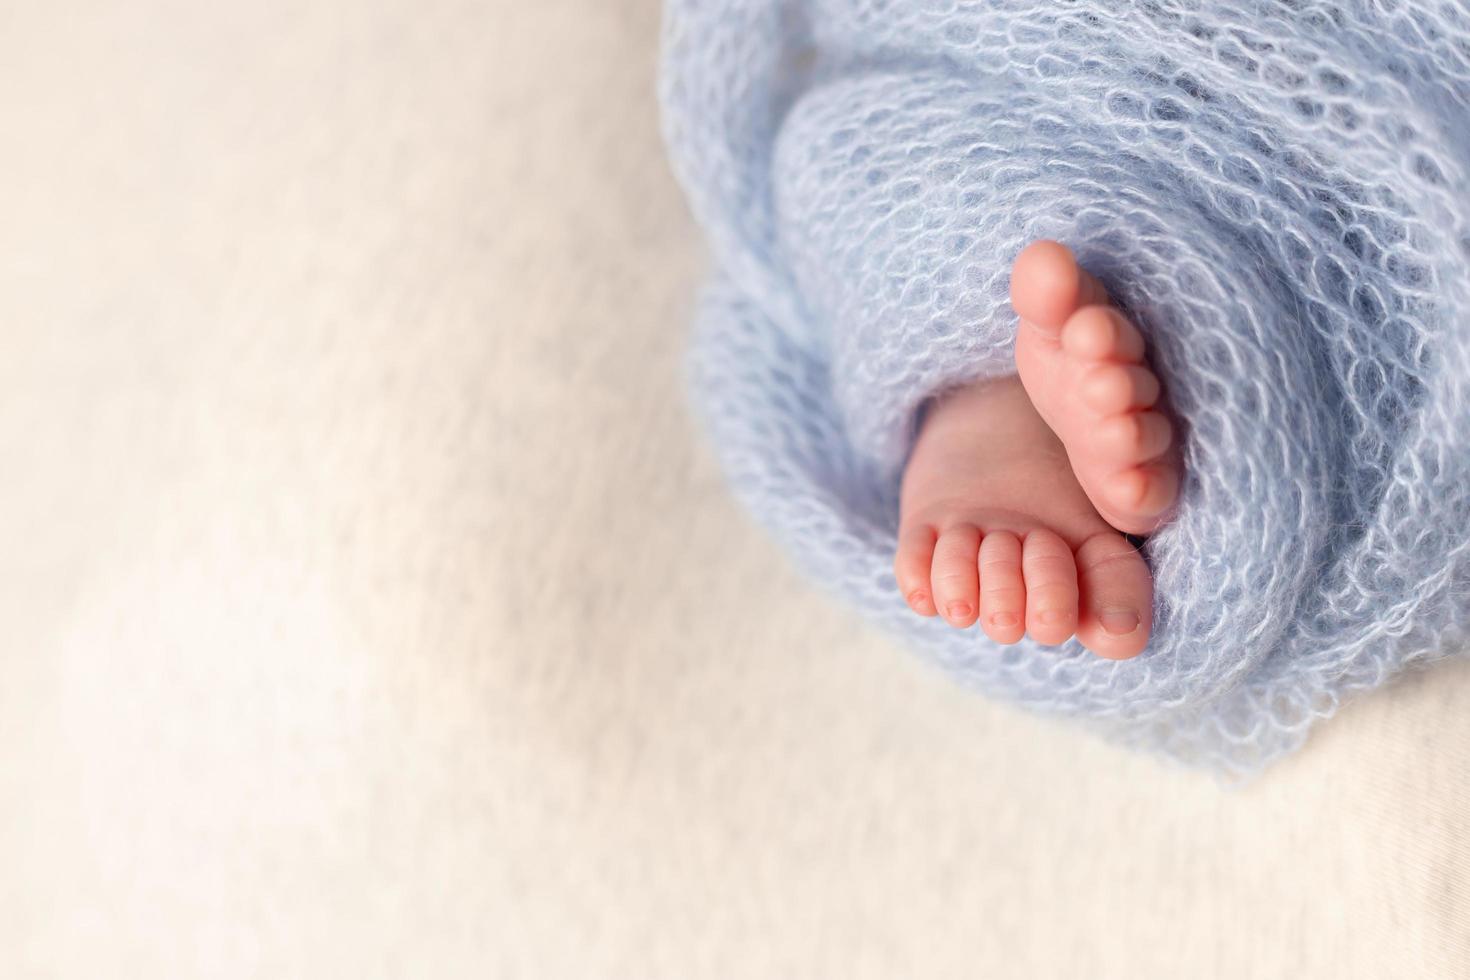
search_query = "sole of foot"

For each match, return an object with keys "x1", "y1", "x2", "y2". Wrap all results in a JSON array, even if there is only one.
[{"x1": 1011, "y1": 240, "x2": 1180, "y2": 537}]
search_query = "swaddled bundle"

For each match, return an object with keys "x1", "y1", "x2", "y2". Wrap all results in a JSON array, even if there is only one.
[{"x1": 659, "y1": 0, "x2": 1470, "y2": 772}]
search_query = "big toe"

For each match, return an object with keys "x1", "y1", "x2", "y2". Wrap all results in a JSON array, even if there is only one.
[
  {"x1": 1073, "y1": 531, "x2": 1153, "y2": 660},
  {"x1": 1010, "y1": 240, "x2": 1109, "y2": 332}
]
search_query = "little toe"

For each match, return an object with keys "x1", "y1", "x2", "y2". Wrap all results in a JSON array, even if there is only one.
[
  {"x1": 1021, "y1": 529, "x2": 1080, "y2": 646},
  {"x1": 978, "y1": 531, "x2": 1027, "y2": 644},
  {"x1": 1073, "y1": 531, "x2": 1153, "y2": 660},
  {"x1": 930, "y1": 523, "x2": 982, "y2": 627},
  {"x1": 1079, "y1": 363, "x2": 1160, "y2": 415},
  {"x1": 894, "y1": 523, "x2": 939, "y2": 616},
  {"x1": 1095, "y1": 411, "x2": 1174, "y2": 465},
  {"x1": 1010, "y1": 240, "x2": 1110, "y2": 334},
  {"x1": 1061, "y1": 305, "x2": 1145, "y2": 363}
]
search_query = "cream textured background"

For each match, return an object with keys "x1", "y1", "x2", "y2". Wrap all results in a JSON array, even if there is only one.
[{"x1": 2, "y1": 1, "x2": 1468, "y2": 976}]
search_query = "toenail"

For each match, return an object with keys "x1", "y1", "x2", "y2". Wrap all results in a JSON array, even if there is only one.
[
  {"x1": 990, "y1": 612, "x2": 1020, "y2": 628},
  {"x1": 1101, "y1": 609, "x2": 1140, "y2": 635},
  {"x1": 908, "y1": 590, "x2": 930, "y2": 609},
  {"x1": 947, "y1": 602, "x2": 974, "y2": 621},
  {"x1": 1039, "y1": 609, "x2": 1071, "y2": 625}
]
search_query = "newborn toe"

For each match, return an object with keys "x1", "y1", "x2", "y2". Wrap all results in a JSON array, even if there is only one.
[
  {"x1": 894, "y1": 523, "x2": 939, "y2": 616},
  {"x1": 930, "y1": 523, "x2": 982, "y2": 627},
  {"x1": 1074, "y1": 531, "x2": 1153, "y2": 659},
  {"x1": 978, "y1": 531, "x2": 1027, "y2": 644},
  {"x1": 1096, "y1": 411, "x2": 1174, "y2": 464},
  {"x1": 1079, "y1": 363, "x2": 1160, "y2": 415},
  {"x1": 1062, "y1": 305, "x2": 1145, "y2": 362},
  {"x1": 1021, "y1": 529, "x2": 1079, "y2": 646}
]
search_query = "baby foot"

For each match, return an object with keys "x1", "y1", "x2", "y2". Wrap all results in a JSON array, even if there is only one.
[
  {"x1": 1011, "y1": 240, "x2": 1180, "y2": 536},
  {"x1": 894, "y1": 374, "x2": 1153, "y2": 659}
]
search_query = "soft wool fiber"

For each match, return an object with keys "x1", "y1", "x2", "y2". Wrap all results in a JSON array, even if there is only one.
[{"x1": 659, "y1": 0, "x2": 1470, "y2": 772}]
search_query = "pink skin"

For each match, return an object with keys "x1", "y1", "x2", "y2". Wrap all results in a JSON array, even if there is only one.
[
  {"x1": 1011, "y1": 240, "x2": 1181, "y2": 535},
  {"x1": 893, "y1": 241, "x2": 1180, "y2": 659}
]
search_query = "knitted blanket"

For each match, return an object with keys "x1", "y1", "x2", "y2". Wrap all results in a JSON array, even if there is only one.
[{"x1": 659, "y1": 0, "x2": 1470, "y2": 772}]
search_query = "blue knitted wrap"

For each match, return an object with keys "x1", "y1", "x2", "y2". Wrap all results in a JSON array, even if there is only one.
[{"x1": 659, "y1": 0, "x2": 1470, "y2": 772}]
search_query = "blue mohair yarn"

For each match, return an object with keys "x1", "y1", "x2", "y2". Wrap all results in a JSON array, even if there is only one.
[{"x1": 659, "y1": 0, "x2": 1470, "y2": 773}]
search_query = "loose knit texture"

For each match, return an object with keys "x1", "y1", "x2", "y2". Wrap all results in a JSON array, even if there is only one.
[{"x1": 659, "y1": 0, "x2": 1470, "y2": 773}]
